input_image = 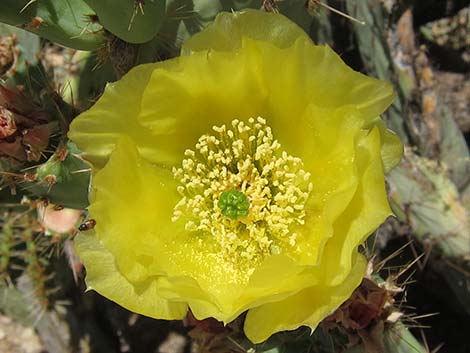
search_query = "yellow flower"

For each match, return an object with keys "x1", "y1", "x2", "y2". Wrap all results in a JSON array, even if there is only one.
[{"x1": 69, "y1": 10, "x2": 402, "y2": 343}]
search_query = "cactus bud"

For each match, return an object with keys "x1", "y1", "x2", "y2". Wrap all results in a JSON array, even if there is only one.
[
  {"x1": 0, "y1": 85, "x2": 56, "y2": 167},
  {"x1": 28, "y1": 143, "x2": 90, "y2": 210}
]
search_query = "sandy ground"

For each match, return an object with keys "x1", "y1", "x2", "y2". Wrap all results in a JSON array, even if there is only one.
[{"x1": 0, "y1": 315, "x2": 44, "y2": 353}]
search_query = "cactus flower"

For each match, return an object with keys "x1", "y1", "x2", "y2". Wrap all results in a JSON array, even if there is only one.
[{"x1": 69, "y1": 10, "x2": 402, "y2": 343}]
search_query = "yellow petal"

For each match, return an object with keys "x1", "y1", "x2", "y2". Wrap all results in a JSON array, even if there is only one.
[
  {"x1": 157, "y1": 235, "x2": 247, "y2": 322},
  {"x1": 137, "y1": 36, "x2": 394, "y2": 169},
  {"x1": 89, "y1": 136, "x2": 184, "y2": 282},
  {"x1": 296, "y1": 105, "x2": 364, "y2": 218},
  {"x1": 68, "y1": 64, "x2": 155, "y2": 170},
  {"x1": 244, "y1": 254, "x2": 367, "y2": 343},
  {"x1": 75, "y1": 231, "x2": 187, "y2": 320},
  {"x1": 86, "y1": 136, "x2": 258, "y2": 322},
  {"x1": 321, "y1": 127, "x2": 392, "y2": 286},
  {"x1": 181, "y1": 9, "x2": 310, "y2": 54},
  {"x1": 71, "y1": 11, "x2": 395, "y2": 173},
  {"x1": 226, "y1": 255, "x2": 321, "y2": 323},
  {"x1": 255, "y1": 37, "x2": 395, "y2": 134},
  {"x1": 368, "y1": 118, "x2": 404, "y2": 172},
  {"x1": 83, "y1": 137, "x2": 240, "y2": 320},
  {"x1": 186, "y1": 10, "x2": 395, "y2": 121},
  {"x1": 137, "y1": 47, "x2": 266, "y2": 165},
  {"x1": 278, "y1": 105, "x2": 364, "y2": 265}
]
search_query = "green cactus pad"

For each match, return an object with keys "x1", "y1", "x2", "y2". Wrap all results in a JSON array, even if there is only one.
[
  {"x1": 29, "y1": 143, "x2": 91, "y2": 210},
  {"x1": 388, "y1": 152, "x2": 469, "y2": 259},
  {"x1": 0, "y1": 0, "x2": 104, "y2": 51},
  {"x1": 84, "y1": 0, "x2": 166, "y2": 43}
]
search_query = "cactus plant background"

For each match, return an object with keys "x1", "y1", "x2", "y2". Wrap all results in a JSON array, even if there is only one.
[{"x1": 0, "y1": 0, "x2": 469, "y2": 353}]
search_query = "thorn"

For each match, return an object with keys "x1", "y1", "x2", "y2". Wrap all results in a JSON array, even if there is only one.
[
  {"x1": 411, "y1": 312, "x2": 439, "y2": 320},
  {"x1": 398, "y1": 269, "x2": 417, "y2": 287},
  {"x1": 311, "y1": 0, "x2": 365, "y2": 25},
  {"x1": 392, "y1": 254, "x2": 425, "y2": 281},
  {"x1": 20, "y1": 0, "x2": 37, "y2": 13},
  {"x1": 70, "y1": 168, "x2": 91, "y2": 174},
  {"x1": 376, "y1": 240, "x2": 414, "y2": 272},
  {"x1": 430, "y1": 343, "x2": 445, "y2": 353},
  {"x1": 406, "y1": 234, "x2": 425, "y2": 271}
]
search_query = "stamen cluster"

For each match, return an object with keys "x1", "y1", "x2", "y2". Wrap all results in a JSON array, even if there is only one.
[{"x1": 172, "y1": 117, "x2": 313, "y2": 265}]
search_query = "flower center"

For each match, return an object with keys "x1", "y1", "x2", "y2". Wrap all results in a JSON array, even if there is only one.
[{"x1": 172, "y1": 117, "x2": 313, "y2": 266}]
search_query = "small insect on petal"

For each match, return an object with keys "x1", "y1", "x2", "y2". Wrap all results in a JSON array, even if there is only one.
[{"x1": 78, "y1": 219, "x2": 96, "y2": 232}]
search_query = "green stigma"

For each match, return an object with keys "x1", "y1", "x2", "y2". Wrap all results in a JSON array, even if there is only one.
[{"x1": 218, "y1": 189, "x2": 250, "y2": 219}]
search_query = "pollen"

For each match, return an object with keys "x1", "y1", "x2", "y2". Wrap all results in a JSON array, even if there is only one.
[{"x1": 172, "y1": 117, "x2": 313, "y2": 267}]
